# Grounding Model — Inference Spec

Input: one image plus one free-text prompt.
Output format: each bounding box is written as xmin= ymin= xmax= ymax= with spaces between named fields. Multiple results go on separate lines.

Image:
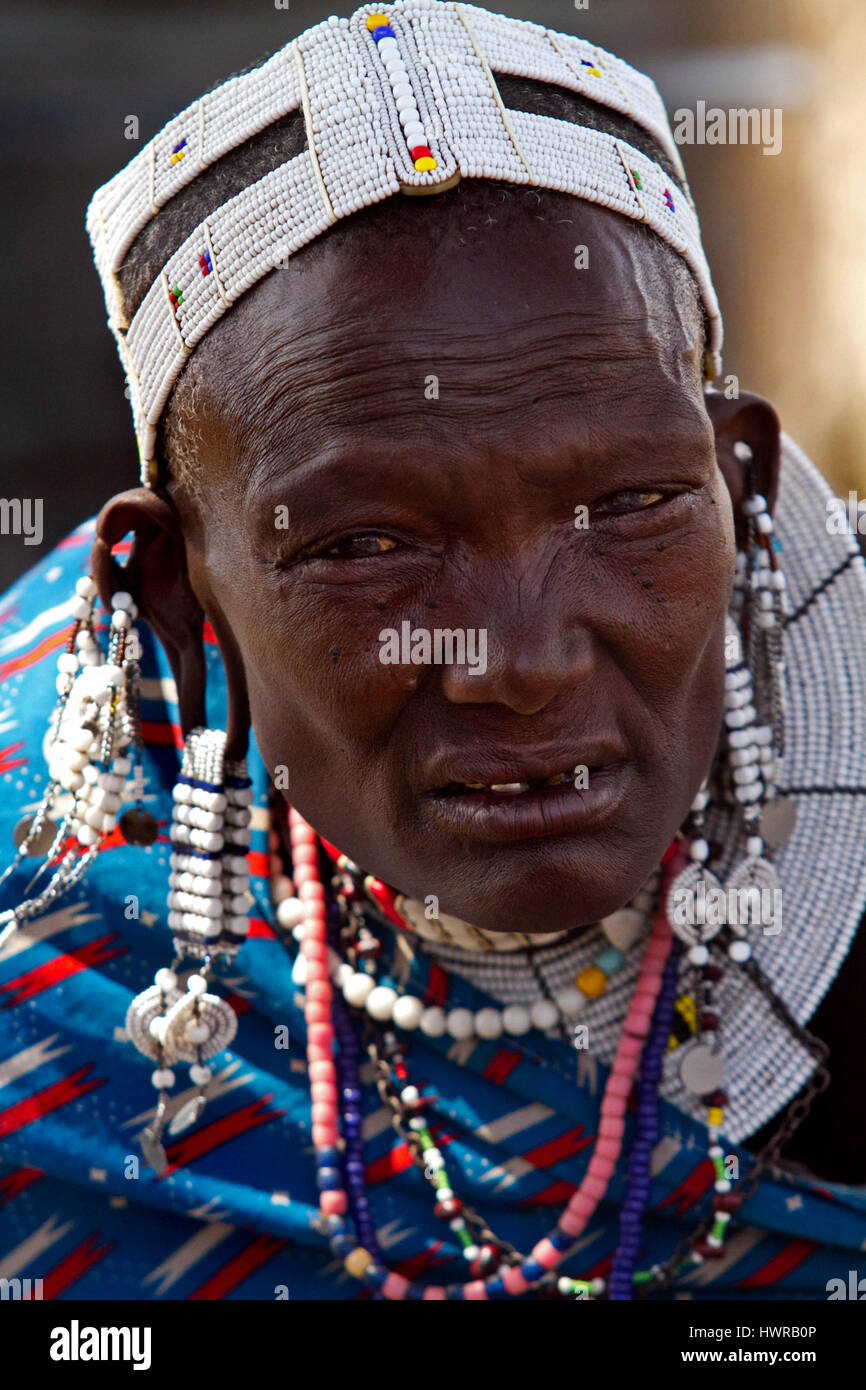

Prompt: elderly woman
xmin=1 ymin=1 xmax=865 ymax=1303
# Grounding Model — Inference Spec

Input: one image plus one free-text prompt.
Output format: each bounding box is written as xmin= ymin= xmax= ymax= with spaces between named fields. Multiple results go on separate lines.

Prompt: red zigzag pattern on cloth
xmin=158 ymin=1094 xmax=287 ymax=1178
xmin=40 ymin=1232 xmax=117 ymax=1299
xmin=0 ymin=1065 xmax=106 ymax=1138
xmin=187 ymin=1234 xmax=288 ymax=1300
xmin=0 ymin=935 xmax=129 ymax=1008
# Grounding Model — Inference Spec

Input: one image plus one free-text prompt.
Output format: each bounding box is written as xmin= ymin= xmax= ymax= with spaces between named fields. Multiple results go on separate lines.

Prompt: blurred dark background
xmin=2 ymin=0 xmax=864 ymax=587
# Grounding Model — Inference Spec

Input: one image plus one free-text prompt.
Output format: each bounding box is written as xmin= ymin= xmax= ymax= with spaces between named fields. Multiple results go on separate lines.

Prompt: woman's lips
xmin=421 ymin=762 xmax=633 ymax=843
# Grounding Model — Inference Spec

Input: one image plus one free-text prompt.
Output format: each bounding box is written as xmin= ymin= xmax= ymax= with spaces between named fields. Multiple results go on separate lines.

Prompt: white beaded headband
xmin=86 ymin=0 xmax=724 ymax=486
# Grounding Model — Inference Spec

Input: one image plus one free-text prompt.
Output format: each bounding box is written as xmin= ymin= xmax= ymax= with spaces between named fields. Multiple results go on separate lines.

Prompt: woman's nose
xmin=438 ymin=573 xmax=595 ymax=716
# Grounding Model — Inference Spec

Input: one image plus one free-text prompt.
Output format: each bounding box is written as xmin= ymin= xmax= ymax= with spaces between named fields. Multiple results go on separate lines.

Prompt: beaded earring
xmin=720 ymin=470 xmax=787 ymax=948
xmin=668 ymin=459 xmax=787 ymax=969
xmin=124 ymin=726 xmax=254 ymax=1172
xmin=0 ymin=577 xmax=154 ymax=951
xmin=0 ymin=566 xmax=254 ymax=1173
xmin=667 ymin=624 xmax=783 ymax=969
xmin=719 ymin=618 xmax=782 ymax=944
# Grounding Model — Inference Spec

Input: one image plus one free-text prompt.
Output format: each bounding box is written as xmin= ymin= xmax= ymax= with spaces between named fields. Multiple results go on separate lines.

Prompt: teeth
xmin=452 ymin=768 xmax=576 ymax=794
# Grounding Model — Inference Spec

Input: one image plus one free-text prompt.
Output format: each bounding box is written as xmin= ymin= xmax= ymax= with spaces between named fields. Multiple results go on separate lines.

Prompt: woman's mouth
xmin=421 ymin=761 xmax=632 ymax=843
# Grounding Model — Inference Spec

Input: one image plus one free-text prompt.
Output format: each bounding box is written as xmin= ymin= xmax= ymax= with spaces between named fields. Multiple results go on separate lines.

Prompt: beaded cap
xmin=86 ymin=0 xmax=724 ymax=487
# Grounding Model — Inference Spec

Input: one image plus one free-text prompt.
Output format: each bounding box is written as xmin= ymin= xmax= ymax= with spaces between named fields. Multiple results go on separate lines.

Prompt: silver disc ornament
xmin=679 ymin=1041 xmax=726 ymax=1096
xmin=13 ymin=814 xmax=59 ymax=858
xmin=760 ymin=797 xmax=796 ymax=852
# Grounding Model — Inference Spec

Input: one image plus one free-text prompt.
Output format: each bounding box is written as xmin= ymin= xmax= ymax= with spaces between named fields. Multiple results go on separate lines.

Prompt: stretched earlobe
xmin=90 ymin=488 xmax=207 ymax=738
xmin=201 ymin=605 xmax=251 ymax=763
xmin=705 ymin=388 xmax=781 ymax=544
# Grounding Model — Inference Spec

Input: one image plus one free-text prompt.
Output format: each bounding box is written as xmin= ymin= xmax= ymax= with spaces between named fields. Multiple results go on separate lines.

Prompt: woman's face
xmin=172 ymin=191 xmax=735 ymax=934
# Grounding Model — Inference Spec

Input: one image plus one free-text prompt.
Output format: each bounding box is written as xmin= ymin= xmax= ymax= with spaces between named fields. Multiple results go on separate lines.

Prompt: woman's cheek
xmin=240 ymin=591 xmax=421 ymax=757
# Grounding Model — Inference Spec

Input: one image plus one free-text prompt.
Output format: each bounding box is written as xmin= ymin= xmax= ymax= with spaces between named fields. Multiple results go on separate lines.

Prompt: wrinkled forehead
xmin=178 ymin=186 xmax=709 ymax=501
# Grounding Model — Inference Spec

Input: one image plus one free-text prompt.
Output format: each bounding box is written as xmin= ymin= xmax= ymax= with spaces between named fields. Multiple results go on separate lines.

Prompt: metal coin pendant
xmin=13 ymin=815 xmax=58 ymax=857
xmin=120 ymin=808 xmax=159 ymax=846
xmin=760 ymin=796 xmax=797 ymax=852
xmin=679 ymin=1042 xmax=726 ymax=1095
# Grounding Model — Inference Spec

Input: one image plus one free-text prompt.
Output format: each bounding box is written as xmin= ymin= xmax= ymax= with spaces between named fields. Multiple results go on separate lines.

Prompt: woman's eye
xmin=318 ymin=533 xmax=399 ymax=559
xmin=595 ymin=489 xmax=666 ymax=516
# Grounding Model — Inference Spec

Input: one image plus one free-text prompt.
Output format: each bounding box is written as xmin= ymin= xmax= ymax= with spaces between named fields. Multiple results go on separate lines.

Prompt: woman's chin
xmin=414 ymin=840 xmax=664 ymax=936
xmin=436 ymin=889 xmax=626 ymax=937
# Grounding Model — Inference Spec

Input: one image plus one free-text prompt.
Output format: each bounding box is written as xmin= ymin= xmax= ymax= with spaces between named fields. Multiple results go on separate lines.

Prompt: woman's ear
xmin=704 ymin=388 xmax=782 ymax=546
xmin=90 ymin=488 xmax=207 ymax=738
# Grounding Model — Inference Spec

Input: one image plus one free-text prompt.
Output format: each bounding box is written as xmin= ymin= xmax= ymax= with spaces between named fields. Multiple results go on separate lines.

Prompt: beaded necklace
xmin=286 ymin=809 xmax=748 ymax=1299
xmin=608 ymin=942 xmax=681 ymax=1298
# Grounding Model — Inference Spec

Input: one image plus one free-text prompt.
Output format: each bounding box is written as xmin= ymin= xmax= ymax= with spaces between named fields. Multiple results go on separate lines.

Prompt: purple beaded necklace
xmin=608 ymin=941 xmax=683 ymax=1298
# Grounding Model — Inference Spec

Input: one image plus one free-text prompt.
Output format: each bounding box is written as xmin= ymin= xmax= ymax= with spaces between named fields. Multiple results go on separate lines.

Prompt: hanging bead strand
xmin=290 ymin=808 xmax=351 ymax=1247
xmin=607 ymin=941 xmax=681 ymax=1298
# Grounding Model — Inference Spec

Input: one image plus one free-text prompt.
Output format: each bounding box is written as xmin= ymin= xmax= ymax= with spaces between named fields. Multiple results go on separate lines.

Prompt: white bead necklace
xmin=273 ymin=866 xmax=661 ymax=1042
